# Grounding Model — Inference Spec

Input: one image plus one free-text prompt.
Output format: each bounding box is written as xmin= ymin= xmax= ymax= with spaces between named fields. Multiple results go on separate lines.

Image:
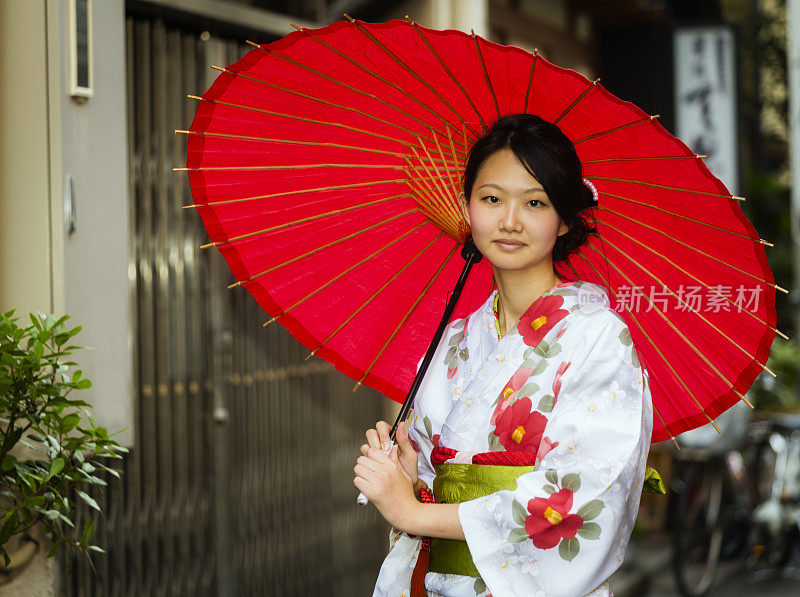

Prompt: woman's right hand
xmin=363 ymin=420 xmax=418 ymax=486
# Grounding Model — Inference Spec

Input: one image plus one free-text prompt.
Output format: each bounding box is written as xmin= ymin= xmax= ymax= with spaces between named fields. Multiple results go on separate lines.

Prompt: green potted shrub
xmin=0 ymin=310 xmax=125 ymax=573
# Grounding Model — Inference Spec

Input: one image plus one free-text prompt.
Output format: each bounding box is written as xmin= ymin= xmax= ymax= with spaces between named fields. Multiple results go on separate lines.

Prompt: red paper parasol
xmin=179 ymin=16 xmax=782 ymax=444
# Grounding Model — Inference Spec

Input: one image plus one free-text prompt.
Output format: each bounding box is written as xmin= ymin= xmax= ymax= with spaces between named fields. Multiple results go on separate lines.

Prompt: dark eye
xmin=482 ymin=195 xmax=500 ymax=204
xmin=528 ymin=199 xmax=544 ymax=207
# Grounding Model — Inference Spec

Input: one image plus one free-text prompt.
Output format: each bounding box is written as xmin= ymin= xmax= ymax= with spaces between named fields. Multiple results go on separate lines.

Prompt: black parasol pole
xmin=388 ymin=236 xmax=483 ymax=440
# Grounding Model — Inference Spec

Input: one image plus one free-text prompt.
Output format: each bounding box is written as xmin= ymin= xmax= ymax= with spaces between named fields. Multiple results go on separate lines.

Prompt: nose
xmin=499 ymin=202 xmax=522 ymax=232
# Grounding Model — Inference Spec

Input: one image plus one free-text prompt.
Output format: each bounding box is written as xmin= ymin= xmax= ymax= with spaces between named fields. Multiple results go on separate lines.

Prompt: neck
xmin=493 ymin=264 xmax=561 ymax=337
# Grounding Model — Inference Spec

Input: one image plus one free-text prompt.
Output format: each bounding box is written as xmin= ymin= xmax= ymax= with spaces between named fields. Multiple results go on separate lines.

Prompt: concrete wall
xmin=0 ymin=0 xmax=134 ymax=446
xmin=55 ymin=0 xmax=134 ymax=447
xmin=0 ymin=0 xmax=56 ymax=314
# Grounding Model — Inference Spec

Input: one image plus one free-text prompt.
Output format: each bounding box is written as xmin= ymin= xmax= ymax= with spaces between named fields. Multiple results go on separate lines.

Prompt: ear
xmin=557 ymin=220 xmax=570 ymax=237
xmin=457 ymin=192 xmax=470 ymax=226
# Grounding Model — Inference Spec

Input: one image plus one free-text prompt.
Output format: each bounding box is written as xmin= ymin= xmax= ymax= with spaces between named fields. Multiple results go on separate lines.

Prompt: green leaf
xmin=2 ymin=454 xmax=17 ymax=472
xmin=423 ymin=416 xmax=432 ymax=439
xmin=537 ymin=395 xmax=555 ymax=413
xmin=559 ymin=537 xmax=580 ymax=561
xmin=45 ymin=509 xmax=60 ymax=521
xmin=518 ymin=383 xmax=539 ymax=398
xmin=0 ymin=510 xmax=19 ymax=545
xmin=48 ymin=457 xmax=65 ymax=480
xmin=576 ymin=499 xmax=605 ymax=521
xmin=88 ymin=545 xmax=105 ymax=553
xmin=577 ymin=521 xmax=601 ymax=540
xmin=618 ymin=328 xmax=632 ymax=346
xmin=33 ymin=340 xmax=44 ymax=361
xmin=543 ymin=484 xmax=556 ymax=495
xmin=508 ymin=527 xmax=530 ymax=543
xmin=47 ymin=541 xmax=59 ymax=558
xmin=531 ymin=359 xmax=548 ymax=376
xmin=512 ymin=500 xmax=528 ymax=526
xmin=561 ymin=473 xmax=581 ymax=492
xmin=74 ymin=378 xmax=92 ymax=390
xmin=57 ymin=514 xmax=75 ymax=528
xmin=545 ymin=469 xmax=558 ymax=485
xmin=76 ymin=490 xmax=100 ymax=511
xmin=473 ymin=577 xmax=487 ymax=595
xmin=533 ymin=341 xmax=550 ymax=357
xmin=81 ymin=518 xmax=94 ymax=545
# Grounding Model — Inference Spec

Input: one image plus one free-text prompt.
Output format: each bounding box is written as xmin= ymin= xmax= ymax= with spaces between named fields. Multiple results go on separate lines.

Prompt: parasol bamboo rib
xmin=186 ymin=93 xmax=442 ymax=151
xmin=246 ymin=40 xmax=472 ymax=151
xmin=595 ymin=225 xmax=776 ymax=376
xmin=185 ymin=178 xmax=408 ymax=209
xmin=202 ymin=194 xmax=411 ymax=249
xmin=470 ymin=31 xmax=501 ymax=121
xmin=584 ymin=240 xmax=753 ymax=415
xmin=176 ymin=163 xmax=403 ymax=172
xmin=574 ymin=115 xmax=659 ymax=145
xmin=208 ymin=65 xmax=446 ymax=149
xmin=405 ymin=17 xmax=488 ymax=134
xmin=590 ymin=176 xmax=745 ymax=200
xmin=230 ymin=208 xmax=423 ymax=288
xmin=263 ymin=221 xmax=432 ymax=326
xmin=175 ymin=129 xmax=408 ymax=158
xmin=402 ymin=164 xmax=460 ymax=233
xmin=403 ymin=140 xmax=463 ymax=168
xmin=344 ymin=16 xmax=481 ymax=140
xmin=355 ymin=243 xmax=459 ymax=391
xmin=600 ymin=192 xmax=775 ymax=248
xmin=553 ymin=78 xmax=599 ymax=125
xmin=446 ymin=127 xmax=464 ymax=182
xmin=431 ymin=128 xmax=460 ymax=199
xmin=522 ymin=50 xmax=538 ymax=113
xmin=576 ymin=252 xmax=680 ymax=449
xmin=403 ymin=152 xmax=460 ymax=222
xmin=306 ymin=232 xmax=445 ymax=359
xmin=598 ymin=202 xmax=787 ymax=294
xmin=285 ymin=24 xmax=480 ymax=142
xmin=414 ymin=139 xmax=464 ymax=223
xmin=600 ymin=213 xmax=787 ymax=339
xmin=581 ymin=245 xmax=723 ymax=425
xmin=583 ymin=154 xmax=706 ymax=164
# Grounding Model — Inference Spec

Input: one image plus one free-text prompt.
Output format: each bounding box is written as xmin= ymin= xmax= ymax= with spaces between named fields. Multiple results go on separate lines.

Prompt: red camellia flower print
xmin=536 ymin=436 xmax=559 ymax=461
xmin=490 ymin=366 xmax=534 ymax=425
xmin=525 ymin=488 xmax=584 ymax=549
xmin=517 ymin=295 xmax=569 ymax=348
xmin=492 ymin=397 xmax=547 ymax=453
xmin=552 ymin=361 xmax=571 ymax=397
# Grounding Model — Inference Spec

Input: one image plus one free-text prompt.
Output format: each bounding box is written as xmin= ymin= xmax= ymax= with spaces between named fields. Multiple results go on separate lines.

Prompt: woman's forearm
xmin=398 ymin=502 xmax=466 ymax=541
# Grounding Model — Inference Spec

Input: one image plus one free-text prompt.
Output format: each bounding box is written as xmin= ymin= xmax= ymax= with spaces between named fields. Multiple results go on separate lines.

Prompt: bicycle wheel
xmin=672 ymin=460 xmax=725 ymax=597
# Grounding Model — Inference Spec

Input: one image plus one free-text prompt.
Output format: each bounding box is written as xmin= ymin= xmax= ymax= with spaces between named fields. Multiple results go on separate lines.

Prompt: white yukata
xmin=373 ymin=280 xmax=653 ymax=597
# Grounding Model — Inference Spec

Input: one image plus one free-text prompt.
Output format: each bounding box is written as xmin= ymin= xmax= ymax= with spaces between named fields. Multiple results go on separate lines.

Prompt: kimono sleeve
xmin=457 ymin=313 xmax=653 ymax=597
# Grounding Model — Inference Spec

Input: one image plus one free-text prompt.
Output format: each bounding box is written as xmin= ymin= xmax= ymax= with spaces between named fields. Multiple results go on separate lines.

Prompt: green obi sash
xmin=429 ymin=462 xmax=537 ymax=578
xmin=427 ymin=462 xmax=666 ymax=578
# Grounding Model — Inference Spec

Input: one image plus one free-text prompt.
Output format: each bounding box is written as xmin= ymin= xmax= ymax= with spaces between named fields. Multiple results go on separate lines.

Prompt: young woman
xmin=353 ymin=114 xmax=653 ymax=597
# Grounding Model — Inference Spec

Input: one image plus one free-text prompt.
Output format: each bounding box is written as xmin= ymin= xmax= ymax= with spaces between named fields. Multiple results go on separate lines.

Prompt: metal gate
xmin=60 ymin=12 xmax=388 ymax=596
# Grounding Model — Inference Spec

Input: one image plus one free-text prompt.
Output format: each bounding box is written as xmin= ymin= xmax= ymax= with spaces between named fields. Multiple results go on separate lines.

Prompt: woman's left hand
xmin=354 ymin=444 xmax=418 ymax=530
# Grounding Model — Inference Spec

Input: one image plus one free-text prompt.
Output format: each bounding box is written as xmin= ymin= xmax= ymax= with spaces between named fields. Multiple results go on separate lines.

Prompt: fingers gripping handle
xmin=356 ymin=440 xmax=394 ymax=506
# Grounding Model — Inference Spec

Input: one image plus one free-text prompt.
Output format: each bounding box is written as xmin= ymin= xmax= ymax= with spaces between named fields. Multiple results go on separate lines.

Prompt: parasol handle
xmin=357 ymin=236 xmax=482 ymax=506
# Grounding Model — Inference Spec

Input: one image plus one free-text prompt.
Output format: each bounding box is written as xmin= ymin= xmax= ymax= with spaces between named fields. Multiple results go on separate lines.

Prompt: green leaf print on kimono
xmin=444 ymin=316 xmax=470 ymax=379
xmin=507 ymin=471 xmax=605 ymax=562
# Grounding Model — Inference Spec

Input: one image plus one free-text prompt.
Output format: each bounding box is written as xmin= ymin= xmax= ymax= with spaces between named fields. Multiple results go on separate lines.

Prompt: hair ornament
xmin=583 ymin=178 xmax=599 ymax=203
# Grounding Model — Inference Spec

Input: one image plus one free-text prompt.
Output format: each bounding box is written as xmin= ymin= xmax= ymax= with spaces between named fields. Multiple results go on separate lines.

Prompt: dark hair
xmin=462 ymin=113 xmax=597 ymax=264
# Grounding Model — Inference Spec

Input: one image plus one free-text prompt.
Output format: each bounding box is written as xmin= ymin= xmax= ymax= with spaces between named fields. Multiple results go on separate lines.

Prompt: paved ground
xmin=608 ymin=534 xmax=800 ymax=596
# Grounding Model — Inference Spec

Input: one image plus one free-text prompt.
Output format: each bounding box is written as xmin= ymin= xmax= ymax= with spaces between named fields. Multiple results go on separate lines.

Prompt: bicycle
xmin=670 ymin=406 xmax=800 ymax=596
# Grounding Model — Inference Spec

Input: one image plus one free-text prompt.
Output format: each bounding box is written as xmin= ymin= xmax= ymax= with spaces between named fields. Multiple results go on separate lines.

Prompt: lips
xmin=494 ymin=239 xmax=526 ymax=249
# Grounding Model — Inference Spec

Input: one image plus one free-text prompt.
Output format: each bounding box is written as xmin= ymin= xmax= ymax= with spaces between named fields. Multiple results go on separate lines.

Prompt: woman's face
xmin=459 ymin=148 xmax=568 ymax=275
